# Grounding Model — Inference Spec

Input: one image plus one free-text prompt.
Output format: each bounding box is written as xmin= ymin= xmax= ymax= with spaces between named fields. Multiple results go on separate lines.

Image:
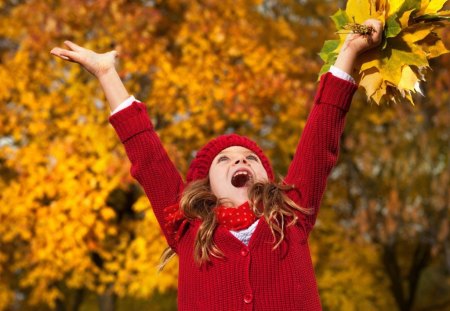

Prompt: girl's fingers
xmin=50 ymin=47 xmax=80 ymax=63
xmin=64 ymin=40 xmax=84 ymax=52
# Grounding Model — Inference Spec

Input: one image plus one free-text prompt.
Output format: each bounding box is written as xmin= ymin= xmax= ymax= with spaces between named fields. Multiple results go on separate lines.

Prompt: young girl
xmin=51 ymin=19 xmax=382 ymax=310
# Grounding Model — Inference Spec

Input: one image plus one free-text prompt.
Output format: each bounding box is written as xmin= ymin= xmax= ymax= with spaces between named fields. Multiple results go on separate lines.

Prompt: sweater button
xmin=240 ymin=248 xmax=249 ymax=256
xmin=244 ymin=293 xmax=253 ymax=303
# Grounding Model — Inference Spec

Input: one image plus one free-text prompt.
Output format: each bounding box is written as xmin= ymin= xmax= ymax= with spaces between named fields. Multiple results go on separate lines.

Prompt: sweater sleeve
xmin=109 ymin=101 xmax=185 ymax=248
xmin=284 ymin=72 xmax=357 ymax=235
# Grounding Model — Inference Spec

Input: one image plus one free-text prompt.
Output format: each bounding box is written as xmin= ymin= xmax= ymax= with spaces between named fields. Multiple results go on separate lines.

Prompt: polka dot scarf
xmin=215 ymin=201 xmax=258 ymax=231
xmin=164 ymin=201 xmax=258 ymax=243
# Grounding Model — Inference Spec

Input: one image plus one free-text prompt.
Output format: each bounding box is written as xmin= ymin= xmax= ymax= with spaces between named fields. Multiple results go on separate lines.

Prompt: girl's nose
xmin=234 ymin=158 xmax=247 ymax=165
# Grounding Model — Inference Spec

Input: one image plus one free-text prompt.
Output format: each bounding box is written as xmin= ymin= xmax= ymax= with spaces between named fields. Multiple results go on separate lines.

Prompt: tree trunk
xmin=382 ymin=243 xmax=407 ymax=311
xmin=98 ymin=284 xmax=117 ymax=311
xmin=55 ymin=298 xmax=66 ymax=311
xmin=71 ymin=289 xmax=85 ymax=311
xmin=382 ymin=241 xmax=431 ymax=311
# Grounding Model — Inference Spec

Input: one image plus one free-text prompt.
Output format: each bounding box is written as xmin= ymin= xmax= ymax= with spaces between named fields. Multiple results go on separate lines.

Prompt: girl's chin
xmin=215 ymin=186 xmax=249 ymax=204
xmin=230 ymin=186 xmax=249 ymax=195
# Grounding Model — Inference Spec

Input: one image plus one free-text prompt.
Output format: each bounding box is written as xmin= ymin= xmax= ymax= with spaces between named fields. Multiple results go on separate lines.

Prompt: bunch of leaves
xmin=319 ymin=0 xmax=450 ymax=105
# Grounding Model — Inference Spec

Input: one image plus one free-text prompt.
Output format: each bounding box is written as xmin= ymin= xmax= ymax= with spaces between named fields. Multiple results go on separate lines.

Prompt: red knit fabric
xmin=109 ymin=72 xmax=357 ymax=311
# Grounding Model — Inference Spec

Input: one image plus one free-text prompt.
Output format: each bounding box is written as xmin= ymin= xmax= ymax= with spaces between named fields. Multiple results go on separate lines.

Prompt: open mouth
xmin=231 ymin=170 xmax=252 ymax=188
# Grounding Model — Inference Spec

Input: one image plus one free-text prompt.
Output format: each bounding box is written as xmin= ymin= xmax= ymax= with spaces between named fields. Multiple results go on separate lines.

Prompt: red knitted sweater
xmin=109 ymin=73 xmax=357 ymax=311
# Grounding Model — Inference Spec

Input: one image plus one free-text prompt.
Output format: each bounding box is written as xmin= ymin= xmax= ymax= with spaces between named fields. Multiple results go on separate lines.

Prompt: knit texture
xmin=109 ymin=72 xmax=357 ymax=311
xmin=186 ymin=134 xmax=274 ymax=182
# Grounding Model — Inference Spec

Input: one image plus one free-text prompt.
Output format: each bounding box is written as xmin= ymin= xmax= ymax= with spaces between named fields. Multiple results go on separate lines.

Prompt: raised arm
xmin=285 ymin=19 xmax=382 ymax=234
xmin=51 ymin=41 xmax=184 ymax=247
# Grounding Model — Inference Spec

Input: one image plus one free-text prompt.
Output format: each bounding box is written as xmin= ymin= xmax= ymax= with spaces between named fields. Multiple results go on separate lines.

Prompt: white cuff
xmin=329 ymin=66 xmax=356 ymax=84
xmin=110 ymin=96 xmax=139 ymax=115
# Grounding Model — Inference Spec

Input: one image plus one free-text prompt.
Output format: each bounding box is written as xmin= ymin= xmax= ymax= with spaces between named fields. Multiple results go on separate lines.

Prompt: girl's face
xmin=208 ymin=146 xmax=269 ymax=207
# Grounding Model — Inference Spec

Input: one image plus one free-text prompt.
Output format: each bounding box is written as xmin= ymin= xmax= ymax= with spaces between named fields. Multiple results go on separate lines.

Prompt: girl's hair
xmin=159 ymin=177 xmax=312 ymax=269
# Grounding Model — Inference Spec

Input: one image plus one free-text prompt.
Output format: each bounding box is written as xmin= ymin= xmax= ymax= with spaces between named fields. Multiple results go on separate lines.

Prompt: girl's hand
xmin=342 ymin=19 xmax=383 ymax=56
xmin=334 ymin=19 xmax=383 ymax=76
xmin=51 ymin=41 xmax=129 ymax=111
xmin=50 ymin=41 xmax=118 ymax=79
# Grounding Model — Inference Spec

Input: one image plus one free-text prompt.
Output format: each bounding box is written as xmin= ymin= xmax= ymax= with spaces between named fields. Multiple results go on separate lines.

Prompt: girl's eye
xmin=217 ymin=156 xmax=229 ymax=162
xmin=247 ymin=155 xmax=258 ymax=161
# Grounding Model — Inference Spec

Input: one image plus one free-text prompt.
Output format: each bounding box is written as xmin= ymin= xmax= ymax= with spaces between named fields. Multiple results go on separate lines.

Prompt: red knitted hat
xmin=186 ymin=134 xmax=274 ymax=183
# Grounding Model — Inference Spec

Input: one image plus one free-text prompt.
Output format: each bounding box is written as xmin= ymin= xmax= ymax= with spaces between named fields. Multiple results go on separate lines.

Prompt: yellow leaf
xmin=387 ymin=0 xmax=405 ymax=17
xmin=398 ymin=66 xmax=419 ymax=91
xmin=399 ymin=9 xmax=415 ymax=28
xmin=401 ymin=24 xmax=435 ymax=42
xmin=428 ymin=39 xmax=449 ymax=58
xmin=418 ymin=0 xmax=431 ymax=15
xmin=424 ymin=0 xmax=447 ymax=14
xmin=372 ymin=86 xmax=387 ymax=104
xmin=420 ymin=36 xmax=450 ymax=58
xmin=379 ymin=46 xmax=428 ymax=85
xmin=359 ymin=51 xmax=382 ymax=72
xmin=346 ymin=0 xmax=374 ymax=23
xmin=360 ymin=70 xmax=384 ymax=96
